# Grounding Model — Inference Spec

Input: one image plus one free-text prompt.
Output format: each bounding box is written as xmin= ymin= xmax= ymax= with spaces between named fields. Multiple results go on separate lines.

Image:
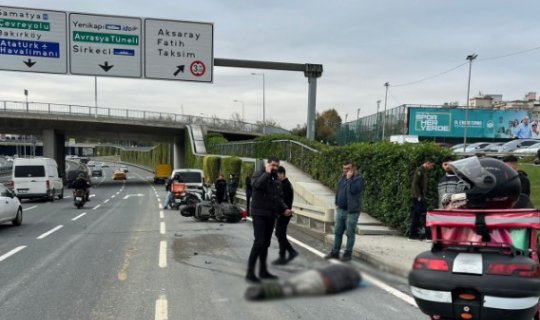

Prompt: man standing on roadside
xmin=228 ymin=174 xmax=238 ymax=204
xmin=246 ymin=156 xmax=292 ymax=283
xmin=502 ymin=155 xmax=530 ymax=197
xmin=437 ymin=155 xmax=462 ymax=208
xmin=245 ymin=171 xmax=253 ymax=216
xmin=272 ymin=166 xmax=298 ymax=265
xmin=409 ymin=157 xmax=435 ymax=240
xmin=325 ymin=160 xmax=364 ymax=262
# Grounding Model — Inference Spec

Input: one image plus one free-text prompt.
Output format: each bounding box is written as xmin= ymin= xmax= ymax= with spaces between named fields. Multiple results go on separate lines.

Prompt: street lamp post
xmin=251 ymin=72 xmax=266 ymax=134
xmin=357 ymin=107 xmax=361 ymax=120
xmin=382 ymin=82 xmax=389 ymax=140
xmin=233 ymin=99 xmax=245 ymax=121
xmin=24 ymin=89 xmax=29 ymax=111
xmin=463 ymin=53 xmax=478 ymax=151
xmin=376 ymin=100 xmax=381 ymax=139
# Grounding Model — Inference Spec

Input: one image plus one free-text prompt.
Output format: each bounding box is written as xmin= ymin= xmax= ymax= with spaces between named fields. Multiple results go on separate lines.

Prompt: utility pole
xmin=463 ymin=53 xmax=478 ymax=151
xmin=382 ymin=82 xmax=389 ymax=140
xmin=376 ymin=100 xmax=381 ymax=140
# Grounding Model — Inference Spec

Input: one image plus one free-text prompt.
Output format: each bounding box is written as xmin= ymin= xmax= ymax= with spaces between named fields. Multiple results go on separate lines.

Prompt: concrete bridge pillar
xmin=43 ymin=129 xmax=66 ymax=179
xmin=173 ymin=134 xmax=185 ymax=169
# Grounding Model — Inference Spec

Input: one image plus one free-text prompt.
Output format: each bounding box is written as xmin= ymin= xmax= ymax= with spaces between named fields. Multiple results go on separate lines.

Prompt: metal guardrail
xmin=213 ymin=139 xmax=320 ymax=174
xmin=0 ymin=100 xmax=289 ymax=135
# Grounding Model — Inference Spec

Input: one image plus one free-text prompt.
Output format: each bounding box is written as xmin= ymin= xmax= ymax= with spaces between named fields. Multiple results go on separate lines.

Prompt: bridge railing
xmin=213 ymin=139 xmax=320 ymax=173
xmin=0 ymin=100 xmax=289 ymax=135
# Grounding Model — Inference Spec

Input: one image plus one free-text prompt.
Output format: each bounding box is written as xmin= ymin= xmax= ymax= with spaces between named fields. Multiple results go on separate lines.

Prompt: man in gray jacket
xmin=325 ymin=160 xmax=364 ymax=262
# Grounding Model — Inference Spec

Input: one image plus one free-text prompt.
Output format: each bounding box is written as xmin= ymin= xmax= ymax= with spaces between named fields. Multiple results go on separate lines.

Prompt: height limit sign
xmin=144 ymin=19 xmax=213 ymax=82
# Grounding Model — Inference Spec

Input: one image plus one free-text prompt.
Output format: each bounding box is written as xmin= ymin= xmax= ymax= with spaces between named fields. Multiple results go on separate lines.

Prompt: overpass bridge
xmin=0 ymin=100 xmax=288 ymax=176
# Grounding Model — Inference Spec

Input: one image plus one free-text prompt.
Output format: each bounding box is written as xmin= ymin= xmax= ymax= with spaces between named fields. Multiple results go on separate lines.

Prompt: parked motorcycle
xmin=73 ymin=189 xmax=86 ymax=209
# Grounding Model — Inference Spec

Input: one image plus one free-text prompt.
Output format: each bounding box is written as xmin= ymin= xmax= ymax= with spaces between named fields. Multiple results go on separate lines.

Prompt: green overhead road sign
xmin=0 ymin=6 xmax=214 ymax=83
xmin=0 ymin=5 xmax=67 ymax=74
xmin=69 ymin=13 xmax=142 ymax=78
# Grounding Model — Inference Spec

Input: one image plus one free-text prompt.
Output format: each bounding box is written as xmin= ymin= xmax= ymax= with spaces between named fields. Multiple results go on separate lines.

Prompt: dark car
xmin=66 ymin=170 xmax=90 ymax=188
xmin=409 ymin=209 xmax=540 ymax=320
xmin=92 ymin=167 xmax=103 ymax=177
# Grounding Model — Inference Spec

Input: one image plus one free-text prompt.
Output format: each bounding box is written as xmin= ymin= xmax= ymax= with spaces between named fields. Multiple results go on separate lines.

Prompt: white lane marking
xmin=116 ymin=192 xmax=120 ymax=195
xmin=155 ymin=294 xmax=168 ymax=320
xmin=103 ymin=199 xmax=110 ymax=204
xmin=160 ymin=222 xmax=166 ymax=235
xmin=37 ymin=225 xmax=63 ymax=240
xmin=111 ymin=194 xmax=116 ymax=199
xmin=0 ymin=246 xmax=26 ymax=263
xmin=72 ymin=212 xmax=87 ymax=221
xmin=160 ymin=211 xmax=164 ymax=219
xmin=92 ymin=204 xmax=101 ymax=210
xmin=24 ymin=205 xmax=38 ymax=211
xmin=159 ymin=241 xmax=167 ymax=268
xmin=90 ymin=194 xmax=96 ymax=198
xmin=246 ymin=217 xmax=418 ymax=307
xmin=123 ymin=194 xmax=144 ymax=200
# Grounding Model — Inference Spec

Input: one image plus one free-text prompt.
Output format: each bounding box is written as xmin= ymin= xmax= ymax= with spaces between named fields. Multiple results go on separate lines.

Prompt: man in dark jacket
xmin=325 ymin=160 xmax=364 ymax=262
xmin=409 ymin=157 xmax=435 ymax=240
xmin=228 ymin=174 xmax=238 ymax=204
xmin=272 ymin=166 xmax=298 ymax=265
xmin=502 ymin=155 xmax=531 ymax=197
xmin=245 ymin=172 xmax=253 ymax=216
xmin=214 ymin=174 xmax=227 ymax=204
xmin=246 ymin=156 xmax=292 ymax=283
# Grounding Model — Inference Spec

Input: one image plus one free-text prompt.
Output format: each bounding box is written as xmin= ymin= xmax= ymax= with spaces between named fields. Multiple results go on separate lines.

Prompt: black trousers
xmin=275 ymin=215 xmax=294 ymax=257
xmin=247 ymin=215 xmax=276 ymax=274
xmin=245 ymin=192 xmax=252 ymax=216
xmin=229 ymin=192 xmax=236 ymax=204
xmin=409 ymin=198 xmax=431 ymax=239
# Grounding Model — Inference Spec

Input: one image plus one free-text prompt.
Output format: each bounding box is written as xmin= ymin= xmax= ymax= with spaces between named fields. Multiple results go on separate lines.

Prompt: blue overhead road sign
xmin=0 ymin=38 xmax=60 ymax=58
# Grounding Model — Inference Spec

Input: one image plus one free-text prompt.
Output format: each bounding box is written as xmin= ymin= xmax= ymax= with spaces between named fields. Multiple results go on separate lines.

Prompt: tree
xmin=291 ymin=124 xmax=307 ymax=137
xmin=230 ymin=112 xmax=243 ymax=122
xmin=315 ymin=108 xmax=341 ymax=143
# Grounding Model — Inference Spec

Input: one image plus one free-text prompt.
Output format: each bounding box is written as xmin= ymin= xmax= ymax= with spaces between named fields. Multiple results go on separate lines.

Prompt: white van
xmin=12 ymin=158 xmax=64 ymax=201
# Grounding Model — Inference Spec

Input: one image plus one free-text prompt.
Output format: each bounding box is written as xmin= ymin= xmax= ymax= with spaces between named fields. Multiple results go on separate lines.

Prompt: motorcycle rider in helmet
xmin=72 ymin=173 xmax=90 ymax=201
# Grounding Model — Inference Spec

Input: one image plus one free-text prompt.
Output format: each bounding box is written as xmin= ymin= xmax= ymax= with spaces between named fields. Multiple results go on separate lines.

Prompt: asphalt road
xmin=0 ymin=163 xmax=425 ymax=320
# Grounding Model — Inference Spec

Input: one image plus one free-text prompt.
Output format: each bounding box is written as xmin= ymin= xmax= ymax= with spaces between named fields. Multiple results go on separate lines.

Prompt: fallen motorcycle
xmin=179 ymin=190 xmax=244 ymax=223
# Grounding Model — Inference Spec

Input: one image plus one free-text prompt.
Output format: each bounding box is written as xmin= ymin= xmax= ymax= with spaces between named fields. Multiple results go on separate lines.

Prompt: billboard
xmin=408 ymin=107 xmax=538 ymax=139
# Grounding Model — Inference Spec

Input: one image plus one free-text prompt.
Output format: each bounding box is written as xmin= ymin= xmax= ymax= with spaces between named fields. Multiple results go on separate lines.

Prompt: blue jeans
xmin=332 ymin=208 xmax=360 ymax=255
xmin=164 ymin=191 xmax=172 ymax=208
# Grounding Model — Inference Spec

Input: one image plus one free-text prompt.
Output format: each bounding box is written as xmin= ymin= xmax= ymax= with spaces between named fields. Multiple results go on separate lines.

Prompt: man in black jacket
xmin=246 ymin=156 xmax=292 ymax=283
xmin=502 ymin=155 xmax=531 ymax=197
xmin=214 ymin=174 xmax=227 ymax=204
xmin=272 ymin=166 xmax=298 ymax=265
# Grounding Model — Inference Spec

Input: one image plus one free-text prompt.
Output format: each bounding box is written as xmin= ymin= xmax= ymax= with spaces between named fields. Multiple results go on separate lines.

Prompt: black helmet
xmin=449 ymin=156 xmax=521 ymax=209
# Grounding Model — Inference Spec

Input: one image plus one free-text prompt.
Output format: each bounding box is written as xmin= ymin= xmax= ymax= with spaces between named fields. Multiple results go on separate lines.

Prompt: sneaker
xmin=340 ymin=254 xmax=352 ymax=262
xmin=271 ymin=257 xmax=288 ymax=265
xmin=245 ymin=272 xmax=261 ymax=283
xmin=286 ymin=250 xmax=299 ymax=263
xmin=259 ymin=271 xmax=278 ymax=280
xmin=324 ymin=251 xmax=340 ymax=260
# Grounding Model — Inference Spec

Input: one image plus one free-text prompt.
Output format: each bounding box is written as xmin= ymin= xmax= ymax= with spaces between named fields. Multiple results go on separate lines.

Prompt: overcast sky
xmin=1 ymin=0 xmax=539 ymax=130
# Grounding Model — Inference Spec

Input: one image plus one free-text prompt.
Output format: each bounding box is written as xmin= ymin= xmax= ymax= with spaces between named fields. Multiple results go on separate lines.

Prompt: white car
xmin=12 ymin=157 xmax=64 ymax=201
xmin=0 ymin=184 xmax=22 ymax=226
xmin=513 ymin=142 xmax=540 ymax=155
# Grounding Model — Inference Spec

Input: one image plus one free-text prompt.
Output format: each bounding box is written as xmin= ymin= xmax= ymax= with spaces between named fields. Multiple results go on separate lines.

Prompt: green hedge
xmin=203 ymin=156 xmax=221 ymax=184
xmin=209 ymin=135 xmax=453 ymax=235
xmin=240 ymin=161 xmax=256 ymax=188
xmin=220 ymin=156 xmax=242 ymax=181
xmin=95 ymin=144 xmax=171 ymax=170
